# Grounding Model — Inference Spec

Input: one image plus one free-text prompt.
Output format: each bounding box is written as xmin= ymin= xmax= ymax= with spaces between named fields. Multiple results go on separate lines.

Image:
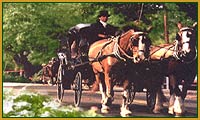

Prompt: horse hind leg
xmin=153 ymin=88 xmax=164 ymax=114
xmin=168 ymin=93 xmax=175 ymax=115
xmin=120 ymin=89 xmax=132 ymax=117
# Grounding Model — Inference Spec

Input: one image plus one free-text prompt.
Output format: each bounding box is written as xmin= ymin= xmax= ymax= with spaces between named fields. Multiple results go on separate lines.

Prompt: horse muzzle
xmin=133 ymin=55 xmax=145 ymax=63
xmin=178 ymin=49 xmax=197 ymax=63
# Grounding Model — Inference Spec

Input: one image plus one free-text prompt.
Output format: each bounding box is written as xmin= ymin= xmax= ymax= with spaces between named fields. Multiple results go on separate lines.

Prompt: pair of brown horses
xmin=88 ymin=22 xmax=197 ymax=117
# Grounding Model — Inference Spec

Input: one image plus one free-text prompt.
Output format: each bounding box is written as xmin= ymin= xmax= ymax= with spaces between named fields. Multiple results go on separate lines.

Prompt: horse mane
xmin=120 ymin=29 xmax=135 ymax=38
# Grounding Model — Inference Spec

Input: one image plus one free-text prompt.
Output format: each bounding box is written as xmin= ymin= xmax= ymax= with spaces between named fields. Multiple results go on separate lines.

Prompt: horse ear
xmin=177 ymin=22 xmax=182 ymax=30
xmin=192 ymin=22 xmax=197 ymax=28
xmin=146 ymin=26 xmax=153 ymax=33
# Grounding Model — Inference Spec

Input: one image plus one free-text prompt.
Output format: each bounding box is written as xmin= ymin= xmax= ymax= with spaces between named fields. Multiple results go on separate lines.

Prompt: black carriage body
xmin=57 ymin=23 xmax=94 ymax=87
xmin=56 ymin=24 xmax=95 ymax=106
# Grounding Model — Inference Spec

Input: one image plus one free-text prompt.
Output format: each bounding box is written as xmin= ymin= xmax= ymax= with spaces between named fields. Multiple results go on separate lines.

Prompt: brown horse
xmin=148 ymin=22 xmax=197 ymax=116
xmin=88 ymin=29 xmax=151 ymax=116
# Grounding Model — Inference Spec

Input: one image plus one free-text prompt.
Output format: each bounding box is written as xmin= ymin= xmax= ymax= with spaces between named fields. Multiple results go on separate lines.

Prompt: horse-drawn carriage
xmin=48 ymin=22 xmax=196 ymax=117
xmin=55 ymin=24 xmax=161 ymax=114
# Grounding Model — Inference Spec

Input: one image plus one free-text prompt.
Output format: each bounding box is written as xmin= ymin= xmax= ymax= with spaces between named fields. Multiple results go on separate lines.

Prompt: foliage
xmin=3 ymin=73 xmax=31 ymax=83
xmin=30 ymin=69 xmax=44 ymax=83
xmin=3 ymin=88 xmax=103 ymax=117
xmin=3 ymin=3 xmax=197 ymax=70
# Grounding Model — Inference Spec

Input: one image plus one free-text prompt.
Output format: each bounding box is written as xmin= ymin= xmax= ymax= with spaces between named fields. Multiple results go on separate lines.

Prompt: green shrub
xmin=3 ymin=88 xmax=103 ymax=117
xmin=3 ymin=73 xmax=31 ymax=83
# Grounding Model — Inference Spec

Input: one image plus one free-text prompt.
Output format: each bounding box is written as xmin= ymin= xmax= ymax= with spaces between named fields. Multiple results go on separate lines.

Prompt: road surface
xmin=3 ymin=82 xmax=197 ymax=117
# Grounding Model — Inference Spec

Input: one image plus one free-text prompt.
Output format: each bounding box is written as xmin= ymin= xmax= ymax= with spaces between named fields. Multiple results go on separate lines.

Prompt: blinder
xmin=130 ymin=32 xmax=151 ymax=60
xmin=176 ymin=27 xmax=196 ymax=63
xmin=131 ymin=37 xmax=139 ymax=46
xmin=130 ymin=33 xmax=146 ymax=46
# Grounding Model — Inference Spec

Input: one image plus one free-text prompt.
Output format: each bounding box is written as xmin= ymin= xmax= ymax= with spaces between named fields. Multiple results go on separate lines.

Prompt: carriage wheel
xmin=146 ymin=89 xmax=156 ymax=111
xmin=127 ymin=82 xmax=136 ymax=104
xmin=73 ymin=72 xmax=82 ymax=107
xmin=57 ymin=65 xmax=65 ymax=102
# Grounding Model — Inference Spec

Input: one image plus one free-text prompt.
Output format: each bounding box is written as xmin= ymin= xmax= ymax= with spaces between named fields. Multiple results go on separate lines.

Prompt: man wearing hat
xmin=89 ymin=10 xmax=118 ymax=44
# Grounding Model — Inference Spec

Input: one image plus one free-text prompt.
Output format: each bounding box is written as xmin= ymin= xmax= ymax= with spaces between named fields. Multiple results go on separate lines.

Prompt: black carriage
xmin=56 ymin=24 xmax=94 ymax=107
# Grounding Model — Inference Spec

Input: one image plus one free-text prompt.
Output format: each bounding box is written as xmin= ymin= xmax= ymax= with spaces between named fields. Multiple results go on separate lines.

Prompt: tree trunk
xmin=13 ymin=53 xmax=42 ymax=78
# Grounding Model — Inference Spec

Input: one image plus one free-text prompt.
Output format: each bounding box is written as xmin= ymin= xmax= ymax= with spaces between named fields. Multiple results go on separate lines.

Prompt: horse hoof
xmin=175 ymin=113 xmax=183 ymax=117
xmin=101 ymin=108 xmax=109 ymax=114
xmin=120 ymin=109 xmax=132 ymax=117
xmin=152 ymin=105 xmax=163 ymax=114
xmin=174 ymin=110 xmax=186 ymax=117
xmin=152 ymin=109 xmax=161 ymax=114
xmin=168 ymin=110 xmax=174 ymax=115
xmin=120 ymin=112 xmax=132 ymax=117
xmin=101 ymin=105 xmax=110 ymax=114
xmin=168 ymin=106 xmax=174 ymax=115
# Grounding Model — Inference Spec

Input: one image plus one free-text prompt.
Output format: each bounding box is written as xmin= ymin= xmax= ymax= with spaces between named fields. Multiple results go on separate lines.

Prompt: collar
xmin=99 ymin=20 xmax=107 ymax=28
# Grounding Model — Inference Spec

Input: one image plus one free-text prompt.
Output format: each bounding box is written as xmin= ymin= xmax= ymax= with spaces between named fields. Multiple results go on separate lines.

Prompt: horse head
xmin=176 ymin=22 xmax=197 ymax=63
xmin=130 ymin=31 xmax=151 ymax=63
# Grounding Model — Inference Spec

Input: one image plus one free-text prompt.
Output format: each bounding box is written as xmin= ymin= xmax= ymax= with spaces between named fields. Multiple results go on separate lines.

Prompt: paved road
xmin=3 ymin=82 xmax=197 ymax=117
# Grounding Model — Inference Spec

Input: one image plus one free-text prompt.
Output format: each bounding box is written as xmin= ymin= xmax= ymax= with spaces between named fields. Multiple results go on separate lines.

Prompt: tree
xmin=3 ymin=2 xmax=196 ymax=75
xmin=3 ymin=3 xmax=125 ymax=73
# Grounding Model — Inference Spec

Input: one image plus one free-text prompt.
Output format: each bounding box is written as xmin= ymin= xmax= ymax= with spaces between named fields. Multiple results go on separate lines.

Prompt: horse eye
xmin=176 ymin=33 xmax=181 ymax=41
xmin=141 ymin=36 xmax=146 ymax=43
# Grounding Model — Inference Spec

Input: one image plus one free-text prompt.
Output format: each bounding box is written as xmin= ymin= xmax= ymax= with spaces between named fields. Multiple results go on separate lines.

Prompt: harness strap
xmin=112 ymin=39 xmax=126 ymax=61
xmin=89 ymin=36 xmax=118 ymax=72
xmin=182 ymin=41 xmax=190 ymax=45
xmin=172 ymin=40 xmax=181 ymax=60
xmin=89 ymin=35 xmax=135 ymax=67
xmin=113 ymin=43 xmax=135 ymax=61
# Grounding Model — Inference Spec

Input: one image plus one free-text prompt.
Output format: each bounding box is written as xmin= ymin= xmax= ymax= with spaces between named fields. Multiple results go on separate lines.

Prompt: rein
xmin=112 ymin=36 xmax=135 ymax=61
xmin=112 ymin=32 xmax=147 ymax=61
xmin=180 ymin=46 xmax=197 ymax=64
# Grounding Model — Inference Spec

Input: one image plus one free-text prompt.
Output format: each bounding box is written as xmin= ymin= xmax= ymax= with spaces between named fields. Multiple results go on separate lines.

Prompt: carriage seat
xmin=68 ymin=24 xmax=91 ymax=58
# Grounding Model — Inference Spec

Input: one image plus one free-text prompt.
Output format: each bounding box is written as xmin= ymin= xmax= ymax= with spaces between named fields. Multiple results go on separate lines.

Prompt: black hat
xmin=98 ymin=10 xmax=110 ymax=17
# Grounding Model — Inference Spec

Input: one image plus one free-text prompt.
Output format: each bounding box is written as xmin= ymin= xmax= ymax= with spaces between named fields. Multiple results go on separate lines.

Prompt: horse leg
xmin=173 ymin=95 xmax=185 ymax=117
xmin=153 ymin=87 xmax=164 ymax=113
xmin=104 ymin=72 xmax=114 ymax=105
xmin=91 ymin=71 xmax=101 ymax=92
xmin=120 ymin=83 xmax=132 ymax=117
xmin=99 ymin=72 xmax=114 ymax=114
xmin=168 ymin=75 xmax=185 ymax=116
xmin=99 ymin=82 xmax=111 ymax=113
xmin=93 ymin=71 xmax=109 ymax=113
xmin=181 ymin=73 xmax=196 ymax=100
